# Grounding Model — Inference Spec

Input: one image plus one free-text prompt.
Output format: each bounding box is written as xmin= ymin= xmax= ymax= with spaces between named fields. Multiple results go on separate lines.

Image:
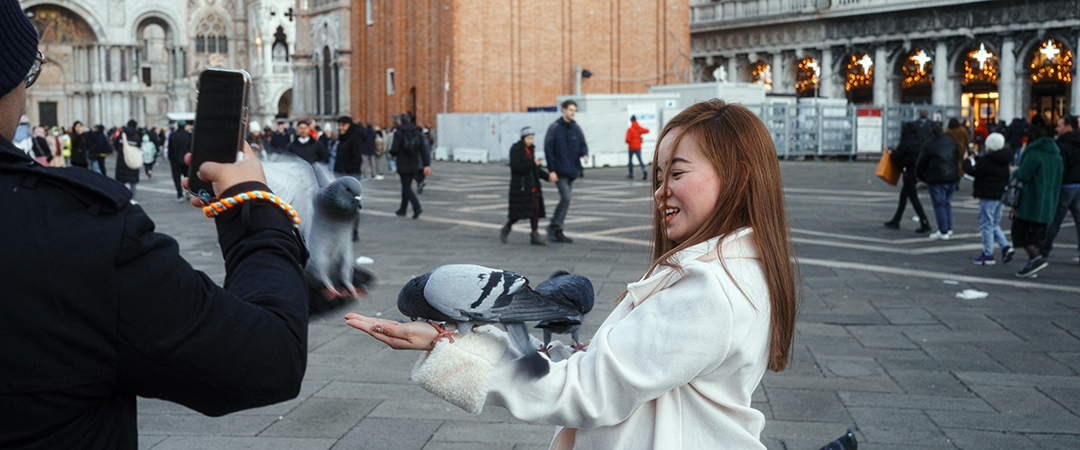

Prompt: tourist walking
xmin=114 ymin=120 xmax=141 ymax=199
xmin=962 ymin=133 xmax=1014 ymax=265
xmin=1013 ymin=125 xmax=1064 ymax=278
xmin=625 ymin=115 xmax=649 ymax=180
xmin=544 ymin=99 xmax=589 ymax=243
xmin=167 ymin=120 xmax=191 ymax=202
xmin=333 ymin=116 xmax=364 ymax=176
xmin=884 ymin=121 xmax=931 ymax=232
xmin=500 ymin=126 xmax=557 ymax=245
xmin=390 ymin=113 xmax=431 ymax=218
xmin=1038 ymin=115 xmax=1080 ymax=264
xmin=916 ymin=123 xmax=960 ymax=239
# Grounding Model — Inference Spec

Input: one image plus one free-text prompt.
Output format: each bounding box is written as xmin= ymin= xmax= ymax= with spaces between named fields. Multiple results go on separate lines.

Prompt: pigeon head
xmin=397 ymin=271 xmax=452 ymax=322
xmin=538 ymin=271 xmax=595 ymax=315
xmin=317 ymin=176 xmax=362 ymax=221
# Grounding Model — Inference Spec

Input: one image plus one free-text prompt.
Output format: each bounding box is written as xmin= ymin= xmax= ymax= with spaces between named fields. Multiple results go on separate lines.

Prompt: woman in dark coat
xmin=885 ymin=121 xmax=931 ymax=232
xmin=501 ymin=127 xmax=557 ymax=245
xmin=114 ymin=121 xmax=141 ymax=199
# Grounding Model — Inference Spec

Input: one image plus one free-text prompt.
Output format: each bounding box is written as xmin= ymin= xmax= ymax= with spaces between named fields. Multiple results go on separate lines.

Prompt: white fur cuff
xmin=411 ymin=326 xmax=510 ymax=414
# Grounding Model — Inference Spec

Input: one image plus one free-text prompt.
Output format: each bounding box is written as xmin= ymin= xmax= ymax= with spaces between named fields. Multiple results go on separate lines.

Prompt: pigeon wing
xmin=262 ymin=152 xmax=318 ymax=237
xmin=422 ymin=264 xmax=530 ymax=322
xmin=534 ymin=272 xmax=595 ymax=314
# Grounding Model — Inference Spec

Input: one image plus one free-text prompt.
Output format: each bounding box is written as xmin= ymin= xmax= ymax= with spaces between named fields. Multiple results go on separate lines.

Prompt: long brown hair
xmin=636 ymin=100 xmax=800 ymax=371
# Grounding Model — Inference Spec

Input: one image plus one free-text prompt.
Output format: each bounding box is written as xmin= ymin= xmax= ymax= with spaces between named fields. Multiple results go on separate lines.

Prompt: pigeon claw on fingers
xmin=428 ymin=320 xmax=458 ymax=346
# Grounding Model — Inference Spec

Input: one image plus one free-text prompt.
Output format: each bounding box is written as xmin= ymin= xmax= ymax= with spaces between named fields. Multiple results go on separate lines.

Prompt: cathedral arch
xmin=21 ymin=0 xmax=104 ymax=42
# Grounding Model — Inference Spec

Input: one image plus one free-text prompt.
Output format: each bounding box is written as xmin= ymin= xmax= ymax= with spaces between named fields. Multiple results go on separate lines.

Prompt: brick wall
xmin=350 ymin=0 xmax=690 ymax=128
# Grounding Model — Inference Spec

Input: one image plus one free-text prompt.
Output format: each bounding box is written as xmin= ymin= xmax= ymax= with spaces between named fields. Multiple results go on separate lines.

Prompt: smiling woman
xmin=346 ymin=99 xmax=801 ymax=450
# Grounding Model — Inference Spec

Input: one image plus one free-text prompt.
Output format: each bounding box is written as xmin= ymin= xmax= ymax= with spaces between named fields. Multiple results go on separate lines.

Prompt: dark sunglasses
xmin=25 ymin=51 xmax=47 ymax=88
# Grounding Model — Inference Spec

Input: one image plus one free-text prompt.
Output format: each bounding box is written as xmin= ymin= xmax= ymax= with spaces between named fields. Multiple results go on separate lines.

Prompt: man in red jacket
xmin=625 ymin=115 xmax=649 ymax=180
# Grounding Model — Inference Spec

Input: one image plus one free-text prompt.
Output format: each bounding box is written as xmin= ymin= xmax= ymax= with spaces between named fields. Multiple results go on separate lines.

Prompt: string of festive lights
xmin=845 ymin=53 xmax=873 ymax=91
xmin=795 ymin=57 xmax=820 ymax=95
xmin=751 ymin=61 xmax=772 ymax=91
xmin=901 ymin=48 xmax=932 ymax=89
xmin=963 ymin=44 xmax=998 ymax=86
xmin=1030 ymin=39 xmax=1072 ymax=84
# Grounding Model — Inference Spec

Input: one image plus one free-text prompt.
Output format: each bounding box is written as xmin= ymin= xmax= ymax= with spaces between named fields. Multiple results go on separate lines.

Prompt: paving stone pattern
xmin=129 ymin=157 xmax=1079 ymax=449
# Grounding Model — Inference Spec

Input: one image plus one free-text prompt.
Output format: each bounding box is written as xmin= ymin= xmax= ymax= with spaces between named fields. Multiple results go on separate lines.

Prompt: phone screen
xmin=188 ymin=69 xmax=248 ymax=203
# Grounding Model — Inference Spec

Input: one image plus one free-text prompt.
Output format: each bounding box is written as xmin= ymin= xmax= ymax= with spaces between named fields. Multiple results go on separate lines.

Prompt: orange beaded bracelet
xmin=202 ymin=190 xmax=300 ymax=229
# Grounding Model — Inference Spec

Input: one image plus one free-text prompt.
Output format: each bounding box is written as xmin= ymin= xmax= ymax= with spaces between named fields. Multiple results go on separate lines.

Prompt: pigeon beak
xmin=355 ymin=195 xmax=362 ymax=210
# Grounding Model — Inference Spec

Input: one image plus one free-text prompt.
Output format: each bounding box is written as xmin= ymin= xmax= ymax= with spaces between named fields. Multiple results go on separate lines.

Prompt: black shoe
xmin=530 ymin=231 xmax=547 ymax=246
xmin=412 ymin=208 xmax=422 ymax=219
xmin=554 ymin=231 xmax=573 ymax=243
xmin=642 ymin=172 xmax=648 ymax=180
xmin=626 ymin=174 xmax=633 ymax=179
xmin=914 ymin=220 xmax=932 ymax=233
xmin=884 ymin=221 xmax=900 ymax=230
xmin=395 ymin=209 xmax=407 ymax=217
xmin=500 ymin=225 xmax=511 ymax=243
xmin=1016 ymin=256 xmax=1048 ymax=278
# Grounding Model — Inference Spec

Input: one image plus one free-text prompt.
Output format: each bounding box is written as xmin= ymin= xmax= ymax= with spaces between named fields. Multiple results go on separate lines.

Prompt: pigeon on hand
xmin=262 ymin=153 xmax=367 ymax=312
xmin=397 ymin=264 xmax=594 ymax=378
xmin=533 ymin=270 xmax=594 ymax=351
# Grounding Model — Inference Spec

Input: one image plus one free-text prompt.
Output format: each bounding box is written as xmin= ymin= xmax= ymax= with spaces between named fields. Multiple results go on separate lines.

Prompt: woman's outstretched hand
xmin=345 ymin=313 xmax=441 ymax=351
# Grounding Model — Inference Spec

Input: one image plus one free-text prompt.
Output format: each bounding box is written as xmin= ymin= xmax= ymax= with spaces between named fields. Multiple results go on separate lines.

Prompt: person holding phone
xmin=346 ymin=100 xmax=800 ymax=450
xmin=0 ymin=4 xmax=309 ymax=447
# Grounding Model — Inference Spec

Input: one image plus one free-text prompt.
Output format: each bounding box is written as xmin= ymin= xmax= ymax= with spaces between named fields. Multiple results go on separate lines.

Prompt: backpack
xmin=402 ymin=130 xmax=421 ymax=158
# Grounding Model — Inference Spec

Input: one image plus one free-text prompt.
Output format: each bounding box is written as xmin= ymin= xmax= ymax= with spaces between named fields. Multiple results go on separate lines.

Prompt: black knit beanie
xmin=0 ymin=0 xmax=39 ymax=97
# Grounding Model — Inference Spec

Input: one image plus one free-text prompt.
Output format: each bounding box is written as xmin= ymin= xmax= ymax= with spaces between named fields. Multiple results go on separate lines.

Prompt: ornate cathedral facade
xmin=690 ymin=0 xmax=1080 ymax=126
xmin=21 ymin=0 xmax=299 ymax=129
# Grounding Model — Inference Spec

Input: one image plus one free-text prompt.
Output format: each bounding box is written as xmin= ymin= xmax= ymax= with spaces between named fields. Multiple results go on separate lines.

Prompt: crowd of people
xmin=886 ymin=109 xmax=1078 ymax=278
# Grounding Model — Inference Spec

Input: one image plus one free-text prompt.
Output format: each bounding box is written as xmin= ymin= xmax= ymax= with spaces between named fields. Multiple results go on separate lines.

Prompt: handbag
xmin=121 ymin=133 xmax=143 ymax=170
xmin=1002 ymin=179 xmax=1022 ymax=208
xmin=875 ymin=150 xmax=900 ymax=186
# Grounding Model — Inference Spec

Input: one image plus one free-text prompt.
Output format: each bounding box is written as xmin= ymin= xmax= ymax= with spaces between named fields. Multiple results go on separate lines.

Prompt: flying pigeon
xmin=262 ymin=153 xmax=367 ymax=311
xmin=533 ymin=270 xmax=594 ymax=350
xmin=397 ymin=264 xmax=594 ymax=378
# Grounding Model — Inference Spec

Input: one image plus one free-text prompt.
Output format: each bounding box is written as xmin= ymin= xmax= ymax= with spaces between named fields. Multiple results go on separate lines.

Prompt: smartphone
xmin=187 ymin=68 xmax=251 ymax=204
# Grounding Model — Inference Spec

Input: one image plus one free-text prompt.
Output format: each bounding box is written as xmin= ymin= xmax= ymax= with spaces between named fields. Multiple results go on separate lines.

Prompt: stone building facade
xmin=289 ymin=0 xmax=350 ymax=124
xmin=690 ymin=0 xmax=1080 ymax=126
xmin=21 ymin=0 xmax=295 ymax=130
xmin=341 ymin=0 xmax=691 ymax=128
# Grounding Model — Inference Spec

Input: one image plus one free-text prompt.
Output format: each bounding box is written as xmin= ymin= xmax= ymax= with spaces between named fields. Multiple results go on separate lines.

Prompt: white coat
xmin=410 ymin=228 xmax=773 ymax=450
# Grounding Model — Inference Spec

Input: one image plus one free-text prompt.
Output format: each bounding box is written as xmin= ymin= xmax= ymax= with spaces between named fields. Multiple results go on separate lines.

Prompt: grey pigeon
xmin=397 ymin=264 xmax=593 ymax=378
xmin=534 ymin=270 xmax=594 ymax=350
xmin=263 ymin=153 xmax=365 ymax=308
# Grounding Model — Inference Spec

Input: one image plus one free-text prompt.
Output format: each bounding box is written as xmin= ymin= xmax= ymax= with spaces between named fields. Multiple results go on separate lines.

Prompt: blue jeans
xmin=1040 ymin=185 xmax=1080 ymax=257
xmin=927 ymin=183 xmax=955 ymax=234
xmin=978 ymin=199 xmax=1009 ymax=256
xmin=548 ymin=176 xmax=574 ymax=232
xmin=628 ymin=150 xmax=645 ymax=176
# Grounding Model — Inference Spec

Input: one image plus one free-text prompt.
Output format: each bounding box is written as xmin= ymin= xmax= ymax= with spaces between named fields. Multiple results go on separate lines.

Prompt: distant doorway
xmin=1028 ymin=39 xmax=1072 ymax=124
xmin=277 ymin=89 xmax=292 ymax=119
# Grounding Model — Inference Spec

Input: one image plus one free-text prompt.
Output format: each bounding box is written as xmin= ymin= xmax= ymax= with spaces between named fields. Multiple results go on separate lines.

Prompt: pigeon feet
xmin=428 ymin=320 xmax=458 ymax=345
xmin=571 ymin=342 xmax=588 ymax=351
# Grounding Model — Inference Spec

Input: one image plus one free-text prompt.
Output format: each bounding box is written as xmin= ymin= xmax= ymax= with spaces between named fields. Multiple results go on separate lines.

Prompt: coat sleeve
xmin=411 ymin=266 xmax=737 ymax=428
xmin=421 ymin=135 xmax=432 ymax=168
xmin=113 ymin=182 xmax=309 ymax=416
xmin=576 ymin=124 xmax=589 ymax=157
xmin=1011 ymin=154 xmax=1041 ymax=184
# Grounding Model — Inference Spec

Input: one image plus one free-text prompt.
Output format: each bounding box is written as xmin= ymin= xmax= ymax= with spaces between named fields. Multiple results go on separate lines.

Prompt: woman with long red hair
xmin=346 ymin=99 xmax=800 ymax=449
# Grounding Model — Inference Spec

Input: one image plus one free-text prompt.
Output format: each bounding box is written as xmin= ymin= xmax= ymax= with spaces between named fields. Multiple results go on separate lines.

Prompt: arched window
xmin=1031 ymin=39 xmax=1072 ymax=84
xmin=963 ymin=43 xmax=998 ymax=86
xmin=901 ymin=48 xmax=932 ymax=90
xmin=751 ymin=61 xmax=772 ymax=91
xmin=195 ymin=14 xmax=228 ymax=55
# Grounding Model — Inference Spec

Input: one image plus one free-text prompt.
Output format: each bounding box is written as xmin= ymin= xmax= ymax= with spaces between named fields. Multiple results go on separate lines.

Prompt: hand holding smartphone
xmin=187 ymin=68 xmax=251 ymax=204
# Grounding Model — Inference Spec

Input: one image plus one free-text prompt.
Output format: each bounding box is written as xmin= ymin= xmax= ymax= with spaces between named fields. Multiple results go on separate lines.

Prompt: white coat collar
xmin=625 ymin=227 xmax=757 ymax=307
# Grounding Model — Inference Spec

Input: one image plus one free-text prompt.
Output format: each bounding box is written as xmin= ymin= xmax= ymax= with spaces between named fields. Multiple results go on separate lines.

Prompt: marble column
xmin=932 ymin=41 xmax=949 ymax=105
xmin=999 ymin=39 xmax=1016 ymax=123
xmin=727 ymin=56 xmax=739 ymax=83
xmin=772 ymin=53 xmax=784 ymax=94
xmin=873 ymin=47 xmax=889 ymax=105
xmin=820 ymin=48 xmax=834 ymax=99
xmin=1074 ymin=35 xmax=1080 ymax=115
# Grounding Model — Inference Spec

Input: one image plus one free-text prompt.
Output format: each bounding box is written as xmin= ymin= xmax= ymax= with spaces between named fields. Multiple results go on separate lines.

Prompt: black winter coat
xmin=69 ymin=132 xmax=92 ymax=167
xmin=890 ymin=124 xmax=922 ymax=171
xmin=1005 ymin=120 xmax=1027 ymax=150
xmin=390 ymin=123 xmax=431 ymax=175
xmin=1056 ymin=129 xmax=1080 ymax=184
xmin=0 ymin=138 xmax=308 ymax=449
xmin=962 ymin=147 xmax=1014 ymax=200
xmin=507 ymin=140 xmax=549 ymax=220
xmin=916 ymin=135 xmax=960 ymax=185
xmin=286 ymin=138 xmax=330 ymax=164
xmin=333 ymin=126 xmax=364 ymax=174
xmin=114 ymin=126 xmax=140 ymax=184
xmin=168 ymin=129 xmax=191 ymax=165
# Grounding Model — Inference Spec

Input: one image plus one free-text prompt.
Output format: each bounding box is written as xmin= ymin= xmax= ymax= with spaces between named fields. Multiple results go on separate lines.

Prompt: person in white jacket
xmin=346 ymin=100 xmax=800 ymax=450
